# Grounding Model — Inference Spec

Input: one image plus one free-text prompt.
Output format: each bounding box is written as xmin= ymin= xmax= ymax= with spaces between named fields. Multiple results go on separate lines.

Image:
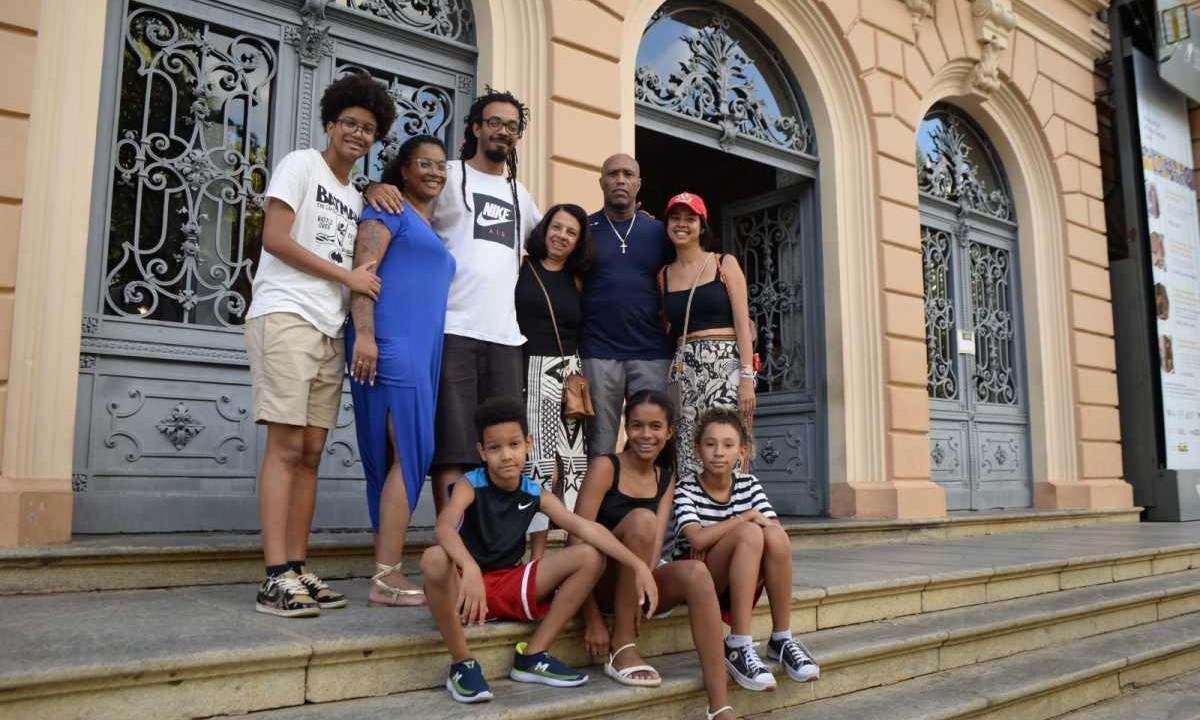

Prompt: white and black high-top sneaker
xmin=724 ymin=638 xmax=776 ymax=691
xmin=255 ymin=570 xmax=320 ymax=618
xmin=767 ymin=636 xmax=820 ymax=682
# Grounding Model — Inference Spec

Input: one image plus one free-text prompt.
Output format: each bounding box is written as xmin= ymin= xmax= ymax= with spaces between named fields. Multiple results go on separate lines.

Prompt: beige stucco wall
xmin=0 ymin=0 xmax=1136 ymax=545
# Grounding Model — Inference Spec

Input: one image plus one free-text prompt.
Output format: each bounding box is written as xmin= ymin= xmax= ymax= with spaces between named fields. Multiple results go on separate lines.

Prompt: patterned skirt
xmin=524 ymin=354 xmax=587 ymax=532
xmin=673 ymin=337 xmax=741 ymax=479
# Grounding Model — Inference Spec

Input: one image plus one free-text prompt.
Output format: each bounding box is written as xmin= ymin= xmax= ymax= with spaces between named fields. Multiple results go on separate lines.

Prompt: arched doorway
xmin=919 ymin=103 xmax=1031 ymax=511
xmin=72 ymin=0 xmax=478 ymax=532
xmin=635 ymin=1 xmax=826 ymax=515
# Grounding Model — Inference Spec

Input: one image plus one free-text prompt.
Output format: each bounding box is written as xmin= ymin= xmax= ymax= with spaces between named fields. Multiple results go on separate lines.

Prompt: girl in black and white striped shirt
xmin=665 ymin=408 xmax=820 ymax=693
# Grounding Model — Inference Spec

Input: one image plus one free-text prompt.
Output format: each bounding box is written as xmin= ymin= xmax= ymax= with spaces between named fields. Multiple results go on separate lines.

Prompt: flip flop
xmin=368 ymin=561 xmax=426 ymax=607
xmin=706 ymin=705 xmax=735 ymax=719
xmin=603 ymin=643 xmax=662 ymax=687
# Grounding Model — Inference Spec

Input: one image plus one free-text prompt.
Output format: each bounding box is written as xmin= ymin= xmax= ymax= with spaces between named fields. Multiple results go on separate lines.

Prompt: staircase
xmin=3 ymin=512 xmax=1199 ymax=720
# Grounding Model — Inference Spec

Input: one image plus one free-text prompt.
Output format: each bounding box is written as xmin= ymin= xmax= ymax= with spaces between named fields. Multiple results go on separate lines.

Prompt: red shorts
xmin=479 ymin=561 xmax=552 ymax=621
xmin=717 ymin=579 xmax=766 ymax=626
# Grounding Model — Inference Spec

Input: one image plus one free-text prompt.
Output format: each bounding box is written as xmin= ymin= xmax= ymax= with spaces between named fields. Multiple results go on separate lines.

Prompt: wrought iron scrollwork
xmin=969 ymin=242 xmax=1018 ymax=405
xmin=922 ymin=227 xmax=958 ymax=400
xmin=106 ymin=7 xmax=275 ymax=327
xmin=731 ymin=201 xmax=806 ymax=393
xmin=918 ymin=115 xmax=1012 ymax=220
xmin=635 ymin=7 xmax=814 ymax=154
xmin=338 ymin=0 xmax=474 ymax=44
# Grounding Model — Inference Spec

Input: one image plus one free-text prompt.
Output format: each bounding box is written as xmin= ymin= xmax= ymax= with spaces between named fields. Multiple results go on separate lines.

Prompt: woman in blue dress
xmin=347 ymin=135 xmax=455 ymax=606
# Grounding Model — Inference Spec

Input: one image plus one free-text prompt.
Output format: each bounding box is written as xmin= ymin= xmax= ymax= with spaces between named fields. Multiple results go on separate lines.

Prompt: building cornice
xmin=1012 ymin=0 xmax=1110 ymax=65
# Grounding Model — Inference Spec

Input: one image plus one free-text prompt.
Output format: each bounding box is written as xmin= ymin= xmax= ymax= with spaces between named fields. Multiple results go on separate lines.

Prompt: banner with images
xmin=1135 ymin=50 xmax=1200 ymax=470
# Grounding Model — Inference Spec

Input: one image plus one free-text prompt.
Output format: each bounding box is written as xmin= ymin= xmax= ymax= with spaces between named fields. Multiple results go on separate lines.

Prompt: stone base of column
xmin=829 ymin=479 xmax=947 ymax=519
xmin=0 ymin=475 xmax=73 ymax=547
xmin=1034 ymin=478 xmax=1135 ymax=510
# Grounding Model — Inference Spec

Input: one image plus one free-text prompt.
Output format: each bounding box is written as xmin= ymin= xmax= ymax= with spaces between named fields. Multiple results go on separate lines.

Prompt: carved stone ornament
xmin=967 ymin=0 xmax=1017 ymax=97
xmin=285 ymin=0 xmax=334 ymax=68
xmin=903 ymin=0 xmax=934 ymax=37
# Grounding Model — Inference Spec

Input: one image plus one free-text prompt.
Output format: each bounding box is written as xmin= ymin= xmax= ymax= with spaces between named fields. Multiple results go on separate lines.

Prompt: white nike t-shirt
xmin=247 ymin=149 xmax=361 ymax=337
xmin=430 ymin=160 xmax=541 ymax=346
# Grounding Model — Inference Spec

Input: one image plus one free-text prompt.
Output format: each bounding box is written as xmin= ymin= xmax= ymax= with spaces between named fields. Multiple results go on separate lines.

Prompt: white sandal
xmin=368 ymin=561 xmax=426 ymax=607
xmin=706 ymin=706 xmax=735 ymax=720
xmin=603 ymin=642 xmax=662 ymax=687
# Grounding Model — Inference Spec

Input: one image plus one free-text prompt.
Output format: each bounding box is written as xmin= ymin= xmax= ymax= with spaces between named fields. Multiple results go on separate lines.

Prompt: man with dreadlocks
xmin=369 ymin=89 xmax=541 ymax=512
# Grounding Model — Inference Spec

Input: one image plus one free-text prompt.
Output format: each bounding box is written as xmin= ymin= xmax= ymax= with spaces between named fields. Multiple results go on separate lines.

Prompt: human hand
xmin=365 ymin=182 xmax=405 ymax=214
xmin=351 ymin=334 xmax=378 ymax=385
xmin=635 ymin=561 xmax=659 ymax=619
xmin=583 ymin=616 xmax=611 ymax=660
xmin=456 ymin=565 xmax=489 ymax=625
xmin=742 ymin=510 xmax=772 ymax=527
xmin=345 ymin=261 xmax=381 ymax=300
xmin=739 ymin=378 xmax=756 ymax=419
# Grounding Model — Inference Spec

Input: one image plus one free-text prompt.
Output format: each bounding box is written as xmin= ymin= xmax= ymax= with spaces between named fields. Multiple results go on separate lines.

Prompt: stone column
xmin=0 ymin=0 xmax=106 ymax=546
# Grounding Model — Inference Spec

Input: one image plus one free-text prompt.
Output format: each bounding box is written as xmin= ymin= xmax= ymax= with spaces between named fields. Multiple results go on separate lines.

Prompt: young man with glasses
xmin=244 ymin=71 xmax=395 ymax=617
xmin=367 ymin=89 xmax=542 ymax=513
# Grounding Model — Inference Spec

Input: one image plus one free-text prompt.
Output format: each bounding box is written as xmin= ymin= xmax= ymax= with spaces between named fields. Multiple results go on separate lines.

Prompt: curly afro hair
xmin=319 ymin=71 xmax=397 ymax=140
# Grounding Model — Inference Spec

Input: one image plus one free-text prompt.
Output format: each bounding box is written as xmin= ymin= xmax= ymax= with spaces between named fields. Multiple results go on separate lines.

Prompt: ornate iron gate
xmin=918 ymin=106 xmax=1031 ymax=510
xmin=73 ymin=0 xmax=475 ymax=532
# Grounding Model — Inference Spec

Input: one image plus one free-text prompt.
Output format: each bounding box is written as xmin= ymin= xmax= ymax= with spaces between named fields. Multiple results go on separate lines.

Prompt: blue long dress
xmin=347 ymin=203 xmax=455 ymax=529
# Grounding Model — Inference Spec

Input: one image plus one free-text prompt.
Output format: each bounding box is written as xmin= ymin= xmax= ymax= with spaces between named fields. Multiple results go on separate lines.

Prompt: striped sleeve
xmin=745 ymin=475 xmax=777 ymax=519
xmin=673 ymin=478 xmax=701 ymax=529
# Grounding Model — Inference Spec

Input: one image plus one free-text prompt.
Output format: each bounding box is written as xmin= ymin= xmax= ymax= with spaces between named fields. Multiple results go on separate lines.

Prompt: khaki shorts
xmin=245 ymin=312 xmax=344 ymax=429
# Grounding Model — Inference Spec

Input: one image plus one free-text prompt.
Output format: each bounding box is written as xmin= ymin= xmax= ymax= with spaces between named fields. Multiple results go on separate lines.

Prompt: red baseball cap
xmin=664 ymin=191 xmax=708 ymax=222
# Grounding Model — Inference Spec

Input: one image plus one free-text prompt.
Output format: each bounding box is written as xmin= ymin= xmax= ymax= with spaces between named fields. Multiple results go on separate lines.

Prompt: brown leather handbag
xmin=525 ymin=259 xmax=595 ymax=419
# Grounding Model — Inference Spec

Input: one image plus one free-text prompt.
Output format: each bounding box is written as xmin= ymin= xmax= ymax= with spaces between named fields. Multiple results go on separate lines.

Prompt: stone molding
xmin=1012 ymin=0 xmax=1110 ymax=65
xmin=902 ymin=0 xmax=935 ymax=37
xmin=0 ymin=0 xmax=107 ymax=545
xmin=967 ymin=0 xmax=1018 ymax=98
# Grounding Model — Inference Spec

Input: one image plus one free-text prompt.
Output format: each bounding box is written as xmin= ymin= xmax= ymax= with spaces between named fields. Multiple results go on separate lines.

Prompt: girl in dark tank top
xmin=569 ymin=390 xmax=739 ymax=720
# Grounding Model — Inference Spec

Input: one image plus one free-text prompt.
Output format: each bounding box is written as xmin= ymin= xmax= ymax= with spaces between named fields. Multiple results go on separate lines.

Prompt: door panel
xmin=73 ymin=0 xmax=475 ymax=532
xmin=723 ymin=184 xmax=825 ymax=515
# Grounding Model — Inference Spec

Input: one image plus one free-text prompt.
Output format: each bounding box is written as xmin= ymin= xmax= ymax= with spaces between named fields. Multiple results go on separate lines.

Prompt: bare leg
xmin=607 ymin=508 xmax=658 ymax=680
xmin=525 ymin=544 xmax=606 ymax=654
xmin=655 ymin=561 xmax=730 ymax=716
xmin=431 ymin=464 xmax=461 ymax=515
xmin=284 ymin=425 xmax=328 ymax=563
xmin=703 ymin=522 xmax=765 ymax=637
xmin=371 ymin=415 xmax=424 ymax=602
xmin=259 ymin=423 xmax=306 ymax=566
xmin=421 ymin=546 xmax=471 ymax=662
xmin=761 ymin=524 xmax=793 ymax=632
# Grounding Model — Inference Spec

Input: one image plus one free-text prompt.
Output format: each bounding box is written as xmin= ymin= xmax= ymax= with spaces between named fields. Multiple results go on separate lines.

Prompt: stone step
xmin=242 ymin=603 xmax=1200 ymax=720
xmin=747 ymin=611 xmax=1200 ymax=720
xmin=1049 ymin=666 xmax=1200 ymax=720
xmin=2 ymin=524 xmax=1198 ymax=720
xmin=0 ymin=507 xmax=1141 ymax=595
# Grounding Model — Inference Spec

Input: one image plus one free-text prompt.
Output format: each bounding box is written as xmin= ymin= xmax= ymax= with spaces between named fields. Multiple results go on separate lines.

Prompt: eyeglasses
xmin=334 ymin=117 xmax=378 ymax=139
xmin=482 ymin=116 xmax=522 ymax=135
xmin=410 ymin=157 xmax=449 ymax=173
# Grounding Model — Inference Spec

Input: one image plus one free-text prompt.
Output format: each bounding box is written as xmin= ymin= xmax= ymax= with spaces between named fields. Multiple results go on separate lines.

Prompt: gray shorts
xmin=434 ymin=334 xmax=524 ymax=466
xmin=581 ymin=357 xmax=670 ymax=456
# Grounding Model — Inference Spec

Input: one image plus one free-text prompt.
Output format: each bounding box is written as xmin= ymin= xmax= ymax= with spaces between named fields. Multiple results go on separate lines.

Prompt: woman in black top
xmin=516 ymin=203 xmax=592 ymax=559
xmin=571 ymin=390 xmax=736 ymax=720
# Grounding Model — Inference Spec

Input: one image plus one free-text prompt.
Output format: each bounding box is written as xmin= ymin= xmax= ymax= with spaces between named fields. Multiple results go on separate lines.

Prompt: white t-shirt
xmin=430 ymin=160 xmax=541 ymax=345
xmin=247 ymin=148 xmax=362 ymax=338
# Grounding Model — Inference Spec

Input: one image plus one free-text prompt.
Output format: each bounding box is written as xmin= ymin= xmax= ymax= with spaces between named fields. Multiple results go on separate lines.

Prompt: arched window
xmin=918 ymin=106 xmax=1013 ymax=221
xmin=635 ymin=1 xmax=815 ymax=156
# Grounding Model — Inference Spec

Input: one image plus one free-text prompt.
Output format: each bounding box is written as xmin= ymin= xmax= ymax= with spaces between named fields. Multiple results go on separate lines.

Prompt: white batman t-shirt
xmin=430 ymin=160 xmax=541 ymax=346
xmin=247 ymin=149 xmax=361 ymax=337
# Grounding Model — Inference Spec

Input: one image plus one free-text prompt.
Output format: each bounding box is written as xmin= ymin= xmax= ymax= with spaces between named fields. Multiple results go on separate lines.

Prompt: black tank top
xmin=595 ymin=454 xmax=668 ymax=530
xmin=661 ymin=255 xmax=735 ymax=341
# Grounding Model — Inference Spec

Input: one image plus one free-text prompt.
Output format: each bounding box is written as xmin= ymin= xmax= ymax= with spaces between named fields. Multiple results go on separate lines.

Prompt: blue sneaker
xmin=446 ymin=658 xmax=493 ymax=703
xmin=509 ymin=641 xmax=588 ymax=687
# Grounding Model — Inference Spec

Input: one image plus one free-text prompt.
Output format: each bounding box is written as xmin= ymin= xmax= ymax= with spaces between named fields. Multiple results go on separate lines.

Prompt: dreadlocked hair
xmin=458 ymin=87 xmax=530 ymax=236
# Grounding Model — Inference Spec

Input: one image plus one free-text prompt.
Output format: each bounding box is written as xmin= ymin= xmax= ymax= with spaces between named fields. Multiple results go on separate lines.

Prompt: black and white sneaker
xmin=296 ymin=567 xmax=347 ymax=609
xmin=724 ymin=639 xmax=776 ymax=691
xmin=767 ymin=636 xmax=820 ymax=682
xmin=255 ymin=570 xmax=320 ymax=618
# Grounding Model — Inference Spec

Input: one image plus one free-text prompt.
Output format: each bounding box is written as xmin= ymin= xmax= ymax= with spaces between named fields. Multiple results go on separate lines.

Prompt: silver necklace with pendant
xmin=604 ymin=211 xmax=637 ymax=254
